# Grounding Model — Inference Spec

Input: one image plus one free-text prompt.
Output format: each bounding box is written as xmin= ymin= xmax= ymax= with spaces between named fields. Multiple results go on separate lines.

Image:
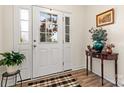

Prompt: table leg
xmin=15 ymin=75 xmax=17 ymax=86
xmin=1 ymin=76 xmax=4 ymax=87
xmin=115 ymin=59 xmax=118 ymax=86
xmin=19 ymin=72 xmax=22 ymax=87
xmin=86 ymin=54 xmax=88 ymax=75
xmin=5 ymin=77 xmax=8 ymax=87
xmin=90 ymin=55 xmax=92 ymax=72
xmin=101 ymin=59 xmax=104 ymax=86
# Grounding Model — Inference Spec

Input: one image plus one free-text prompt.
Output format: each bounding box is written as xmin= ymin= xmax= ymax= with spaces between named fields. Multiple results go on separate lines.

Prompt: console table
xmin=85 ymin=50 xmax=118 ymax=86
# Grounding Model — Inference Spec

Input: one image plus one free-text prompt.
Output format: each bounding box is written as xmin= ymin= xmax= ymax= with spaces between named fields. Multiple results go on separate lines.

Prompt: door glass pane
xmin=51 ymin=32 xmax=57 ymax=42
xmin=53 ymin=24 xmax=58 ymax=32
xmin=21 ymin=32 xmax=29 ymax=42
xmin=40 ymin=12 xmax=51 ymax=22
xmin=40 ymin=23 xmax=46 ymax=32
xmin=47 ymin=24 xmax=53 ymax=32
xmin=65 ymin=17 xmax=70 ymax=25
xmin=47 ymin=24 xmax=58 ymax=32
xmin=40 ymin=33 xmax=46 ymax=42
xmin=21 ymin=21 xmax=29 ymax=31
xmin=65 ymin=34 xmax=70 ymax=42
xmin=52 ymin=14 xmax=57 ymax=23
xmin=65 ymin=26 xmax=69 ymax=34
xmin=46 ymin=32 xmax=57 ymax=42
xmin=47 ymin=32 xmax=52 ymax=42
xmin=20 ymin=9 xmax=29 ymax=20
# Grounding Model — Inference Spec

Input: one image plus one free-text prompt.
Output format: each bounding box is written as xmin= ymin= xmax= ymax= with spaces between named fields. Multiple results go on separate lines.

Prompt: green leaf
xmin=0 ymin=51 xmax=25 ymax=66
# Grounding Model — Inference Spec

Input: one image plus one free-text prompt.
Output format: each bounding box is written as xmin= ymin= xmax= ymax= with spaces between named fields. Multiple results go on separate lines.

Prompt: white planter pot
xmin=6 ymin=65 xmax=19 ymax=74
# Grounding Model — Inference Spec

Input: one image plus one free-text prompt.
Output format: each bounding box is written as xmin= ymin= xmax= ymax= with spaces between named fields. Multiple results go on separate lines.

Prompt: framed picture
xmin=96 ymin=8 xmax=114 ymax=27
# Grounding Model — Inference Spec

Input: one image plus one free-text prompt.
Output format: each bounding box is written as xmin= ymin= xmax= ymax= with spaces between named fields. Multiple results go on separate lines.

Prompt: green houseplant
xmin=0 ymin=51 xmax=25 ymax=73
xmin=89 ymin=27 xmax=107 ymax=52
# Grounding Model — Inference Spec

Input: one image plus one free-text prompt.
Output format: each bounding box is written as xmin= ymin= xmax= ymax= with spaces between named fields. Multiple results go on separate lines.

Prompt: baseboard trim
xmin=72 ymin=66 xmax=85 ymax=71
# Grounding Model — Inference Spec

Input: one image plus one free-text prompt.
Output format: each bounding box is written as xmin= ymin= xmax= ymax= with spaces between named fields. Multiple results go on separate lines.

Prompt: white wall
xmin=0 ymin=6 xmax=5 ymax=85
xmin=84 ymin=5 xmax=124 ymax=86
xmin=0 ymin=6 xmax=3 ymax=52
xmin=0 ymin=6 xmax=15 ymax=86
xmin=2 ymin=6 xmax=14 ymax=52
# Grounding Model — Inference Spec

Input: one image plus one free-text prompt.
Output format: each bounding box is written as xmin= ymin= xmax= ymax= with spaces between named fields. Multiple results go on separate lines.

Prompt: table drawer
xmin=102 ymin=55 xmax=117 ymax=60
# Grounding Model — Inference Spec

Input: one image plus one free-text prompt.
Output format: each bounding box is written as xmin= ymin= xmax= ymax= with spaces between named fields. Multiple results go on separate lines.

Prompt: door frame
xmin=13 ymin=5 xmax=71 ymax=80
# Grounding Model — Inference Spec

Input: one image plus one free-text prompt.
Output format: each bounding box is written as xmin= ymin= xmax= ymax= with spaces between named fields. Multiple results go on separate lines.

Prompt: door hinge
xmin=63 ymin=40 xmax=64 ymax=44
xmin=63 ymin=62 xmax=64 ymax=66
xmin=62 ymin=17 xmax=64 ymax=22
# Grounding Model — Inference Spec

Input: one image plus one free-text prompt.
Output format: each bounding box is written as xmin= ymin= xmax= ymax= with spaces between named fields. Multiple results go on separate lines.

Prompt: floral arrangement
xmin=88 ymin=27 xmax=108 ymax=52
xmin=89 ymin=27 xmax=107 ymax=42
xmin=106 ymin=43 xmax=115 ymax=49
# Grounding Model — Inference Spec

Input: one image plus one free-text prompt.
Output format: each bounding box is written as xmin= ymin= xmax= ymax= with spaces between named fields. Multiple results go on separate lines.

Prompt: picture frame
xmin=96 ymin=8 xmax=114 ymax=27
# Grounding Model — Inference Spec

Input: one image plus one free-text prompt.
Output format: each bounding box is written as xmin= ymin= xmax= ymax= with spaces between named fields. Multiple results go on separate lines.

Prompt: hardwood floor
xmin=17 ymin=69 xmax=114 ymax=87
xmin=71 ymin=69 xmax=114 ymax=87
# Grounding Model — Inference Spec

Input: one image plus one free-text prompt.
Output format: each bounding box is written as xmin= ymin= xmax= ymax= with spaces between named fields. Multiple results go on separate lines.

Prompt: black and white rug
xmin=28 ymin=74 xmax=81 ymax=87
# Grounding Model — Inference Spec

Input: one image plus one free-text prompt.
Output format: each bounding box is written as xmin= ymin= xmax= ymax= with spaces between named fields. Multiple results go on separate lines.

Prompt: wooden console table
xmin=85 ymin=50 xmax=118 ymax=86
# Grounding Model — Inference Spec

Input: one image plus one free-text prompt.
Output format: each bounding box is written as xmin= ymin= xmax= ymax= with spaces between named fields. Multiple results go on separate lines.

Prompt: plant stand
xmin=1 ymin=70 xmax=22 ymax=87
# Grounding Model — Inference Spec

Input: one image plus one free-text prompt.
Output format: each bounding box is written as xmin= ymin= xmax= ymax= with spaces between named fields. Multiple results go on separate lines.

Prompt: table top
xmin=85 ymin=50 xmax=118 ymax=60
xmin=86 ymin=50 xmax=118 ymax=55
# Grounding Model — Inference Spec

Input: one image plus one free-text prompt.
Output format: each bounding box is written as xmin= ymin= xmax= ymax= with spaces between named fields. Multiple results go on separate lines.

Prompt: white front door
xmin=33 ymin=6 xmax=63 ymax=78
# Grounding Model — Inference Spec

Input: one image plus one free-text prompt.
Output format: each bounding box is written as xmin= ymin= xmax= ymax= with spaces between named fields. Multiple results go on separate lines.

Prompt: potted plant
xmin=89 ymin=27 xmax=107 ymax=52
xmin=0 ymin=51 xmax=25 ymax=74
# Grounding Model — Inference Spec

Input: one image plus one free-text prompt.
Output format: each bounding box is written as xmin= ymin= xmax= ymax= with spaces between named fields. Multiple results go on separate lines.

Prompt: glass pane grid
xmin=65 ymin=16 xmax=70 ymax=43
xmin=20 ymin=9 xmax=29 ymax=43
xmin=40 ymin=12 xmax=58 ymax=43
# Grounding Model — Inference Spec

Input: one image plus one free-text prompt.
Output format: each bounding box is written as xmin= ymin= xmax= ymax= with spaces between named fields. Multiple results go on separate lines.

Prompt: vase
xmin=6 ymin=65 xmax=19 ymax=74
xmin=93 ymin=41 xmax=104 ymax=53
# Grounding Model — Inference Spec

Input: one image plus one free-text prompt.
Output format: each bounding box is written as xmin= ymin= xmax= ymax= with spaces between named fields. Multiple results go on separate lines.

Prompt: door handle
xmin=34 ymin=40 xmax=36 ymax=42
xmin=33 ymin=45 xmax=37 ymax=48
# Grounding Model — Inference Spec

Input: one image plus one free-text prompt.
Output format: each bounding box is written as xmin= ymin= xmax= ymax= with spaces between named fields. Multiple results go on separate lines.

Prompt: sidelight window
xmin=65 ymin=17 xmax=70 ymax=42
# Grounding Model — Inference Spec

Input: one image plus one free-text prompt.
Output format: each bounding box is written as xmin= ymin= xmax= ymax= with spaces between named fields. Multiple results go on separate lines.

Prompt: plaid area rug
xmin=28 ymin=74 xmax=81 ymax=87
